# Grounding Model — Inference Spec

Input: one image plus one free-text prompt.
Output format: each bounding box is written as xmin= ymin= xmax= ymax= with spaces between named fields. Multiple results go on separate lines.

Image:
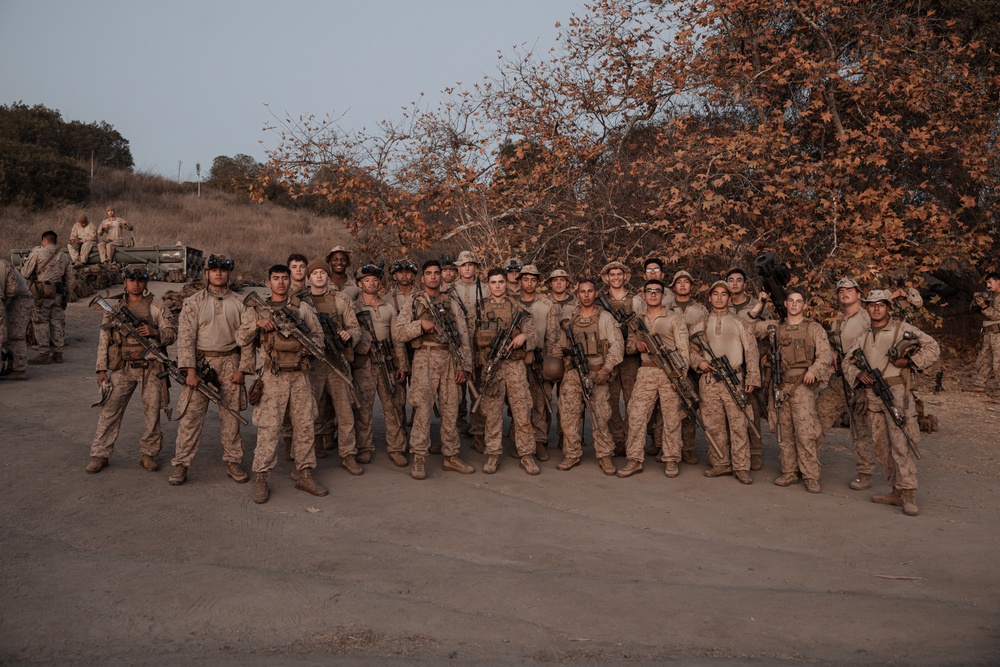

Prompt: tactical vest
xmin=607 ymin=291 xmax=635 ymax=354
xmin=110 ymin=295 xmax=153 ymax=369
xmin=477 ymin=297 xmax=526 ymax=363
xmin=262 ymin=297 xmax=307 ymax=372
xmin=561 ymin=311 xmax=607 ymax=365
xmin=410 ymin=294 xmax=450 ymax=349
xmin=305 ymin=291 xmax=354 ymax=363
xmin=778 ymin=319 xmax=816 ymax=375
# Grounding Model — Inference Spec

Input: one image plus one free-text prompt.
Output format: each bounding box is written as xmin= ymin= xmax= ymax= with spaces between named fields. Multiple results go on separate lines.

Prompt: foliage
xmin=0 ymin=102 xmax=134 ymax=170
xmin=0 ymin=139 xmax=89 ymax=209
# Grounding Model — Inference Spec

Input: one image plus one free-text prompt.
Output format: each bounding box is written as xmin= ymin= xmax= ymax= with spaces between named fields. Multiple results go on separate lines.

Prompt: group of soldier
xmin=12 ymin=230 xmax=1000 ymax=518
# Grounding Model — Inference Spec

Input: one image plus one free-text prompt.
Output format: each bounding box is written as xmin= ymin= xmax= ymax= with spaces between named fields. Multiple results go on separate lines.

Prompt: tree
xmin=0 ymin=102 xmax=134 ymax=170
xmin=0 ymin=139 xmax=89 ymax=209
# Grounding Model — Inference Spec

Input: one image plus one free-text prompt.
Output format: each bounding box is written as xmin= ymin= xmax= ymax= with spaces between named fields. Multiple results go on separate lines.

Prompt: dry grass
xmin=0 ymin=168 xmax=352 ymax=281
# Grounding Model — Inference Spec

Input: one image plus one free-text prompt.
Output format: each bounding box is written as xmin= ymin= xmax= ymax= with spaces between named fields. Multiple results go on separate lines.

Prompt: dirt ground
xmin=1 ymin=284 xmax=998 ymax=666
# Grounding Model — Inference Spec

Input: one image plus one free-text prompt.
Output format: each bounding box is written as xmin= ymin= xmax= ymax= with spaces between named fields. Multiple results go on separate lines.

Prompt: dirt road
xmin=1 ymin=287 xmax=998 ymax=665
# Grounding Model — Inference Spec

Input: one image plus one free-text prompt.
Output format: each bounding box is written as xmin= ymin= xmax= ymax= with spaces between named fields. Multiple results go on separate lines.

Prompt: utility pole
xmin=196 ymin=162 xmax=201 ymax=197
xmin=177 ymin=161 xmax=182 ymax=182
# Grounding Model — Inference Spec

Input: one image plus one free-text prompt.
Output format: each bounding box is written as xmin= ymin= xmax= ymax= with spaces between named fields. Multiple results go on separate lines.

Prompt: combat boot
xmin=168 ymin=464 xmax=187 ymax=486
xmin=294 ymin=468 xmax=328 ymax=497
xmin=314 ymin=436 xmax=327 ymax=459
xmin=388 ymin=451 xmax=408 ymax=467
xmin=901 ymin=490 xmax=919 ymax=516
xmin=849 ymin=473 xmax=872 ymax=490
xmin=356 ymin=450 xmax=373 ymax=464
xmin=750 ymin=454 xmax=763 ymax=471
xmin=664 ymin=461 xmax=680 ymax=478
xmin=520 ymin=456 xmax=540 ymax=475
xmin=411 ymin=455 xmax=427 ymax=480
xmin=483 ymin=455 xmax=500 ymax=474
xmin=734 ymin=470 xmax=753 ymax=485
xmin=682 ymin=450 xmax=698 ymax=465
xmin=774 ymin=472 xmax=800 ymax=487
xmin=704 ymin=466 xmax=733 ymax=478
xmin=86 ymin=456 xmax=109 ymax=474
xmin=803 ymin=478 xmax=821 ymax=493
xmin=28 ymin=353 xmax=51 ymax=365
xmin=616 ymin=460 xmax=643 ymax=478
xmin=52 ymin=351 xmax=64 ymax=363
xmin=226 ymin=462 xmax=248 ymax=483
xmin=1 ymin=371 xmax=26 ymax=381
xmin=283 ymin=436 xmax=293 ymax=461
xmin=139 ymin=454 xmax=158 ymax=472
xmin=598 ymin=456 xmax=616 ymax=476
xmin=252 ymin=472 xmax=270 ymax=504
xmin=341 ymin=455 xmax=364 ymax=476
xmin=556 ymin=456 xmax=580 ymax=471
xmin=534 ymin=442 xmax=549 ymax=461
xmin=443 ymin=455 xmax=474 ymax=474
xmin=871 ymin=489 xmax=904 ymax=506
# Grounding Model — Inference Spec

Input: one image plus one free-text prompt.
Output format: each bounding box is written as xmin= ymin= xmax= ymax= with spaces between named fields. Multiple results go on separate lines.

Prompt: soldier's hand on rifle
xmin=858 ymin=371 xmax=874 ymax=386
xmin=892 ymin=358 xmax=910 ymax=369
xmin=590 ymin=368 xmax=611 ymax=385
xmin=256 ymin=317 xmax=277 ymax=332
xmin=758 ymin=291 xmax=769 ymax=302
xmin=455 ymin=368 xmax=468 ymax=385
xmin=745 ymin=383 xmax=757 ymax=394
xmin=697 ymin=360 xmax=713 ymax=373
xmin=507 ymin=333 xmax=527 ymax=350
xmin=636 ymin=340 xmax=650 ymax=354
xmin=135 ymin=323 xmax=155 ymax=338
xmin=420 ymin=319 xmax=437 ymax=333
xmin=230 ymin=370 xmax=244 ymax=385
xmin=396 ymin=369 xmax=408 ymax=383
xmin=97 ymin=371 xmax=108 ymax=386
xmin=338 ymin=329 xmax=352 ymax=343
xmin=185 ymin=368 xmax=201 ymax=388
xmin=974 ymin=294 xmax=987 ymax=308
xmin=803 ymin=370 xmax=816 ymax=386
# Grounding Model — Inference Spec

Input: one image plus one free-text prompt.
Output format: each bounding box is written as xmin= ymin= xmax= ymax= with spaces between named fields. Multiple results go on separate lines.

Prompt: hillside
xmin=0 ymin=168 xmax=353 ymax=280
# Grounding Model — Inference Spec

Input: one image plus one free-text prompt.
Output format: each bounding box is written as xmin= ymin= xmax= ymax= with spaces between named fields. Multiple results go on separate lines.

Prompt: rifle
xmin=356 ymin=309 xmax=405 ymax=423
xmin=242 ymin=291 xmax=358 ymax=407
xmin=471 ymin=310 xmax=526 ymax=413
xmin=627 ymin=314 xmax=718 ymax=450
xmin=849 ymin=348 xmax=921 ymax=459
xmin=90 ymin=295 xmax=248 ymax=425
xmin=768 ymin=324 xmax=784 ymax=445
xmin=690 ymin=330 xmax=761 ymax=438
xmin=317 ymin=311 xmax=354 ymax=377
xmin=596 ymin=292 xmax=629 ymax=340
xmin=561 ymin=320 xmax=595 ymax=416
xmin=421 ymin=294 xmax=479 ymax=401
xmin=829 ymin=331 xmax=861 ymax=440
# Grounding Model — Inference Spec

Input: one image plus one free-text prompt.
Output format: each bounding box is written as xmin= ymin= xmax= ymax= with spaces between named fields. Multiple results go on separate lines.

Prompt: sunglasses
xmin=206 ymin=255 xmax=234 ymax=271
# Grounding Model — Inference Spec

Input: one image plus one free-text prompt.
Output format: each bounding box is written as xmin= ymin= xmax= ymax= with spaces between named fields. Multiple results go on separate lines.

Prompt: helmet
xmin=542 ymin=355 xmax=565 ymax=382
xmin=122 ymin=264 xmax=148 ymax=281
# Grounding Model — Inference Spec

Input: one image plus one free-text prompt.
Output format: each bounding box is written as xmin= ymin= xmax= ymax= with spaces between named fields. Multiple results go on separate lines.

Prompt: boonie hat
xmin=862 ymin=289 xmax=893 ymax=305
xmin=670 ymin=270 xmax=694 ymax=287
xmin=519 ymin=264 xmax=542 ymax=277
xmin=455 ymin=251 xmax=480 ymax=266
xmin=601 ymin=261 xmax=630 ymax=277
xmin=546 ymin=269 xmax=571 ymax=282
xmin=836 ymin=277 xmax=861 ymax=291
xmin=325 ymin=246 xmax=352 ymax=262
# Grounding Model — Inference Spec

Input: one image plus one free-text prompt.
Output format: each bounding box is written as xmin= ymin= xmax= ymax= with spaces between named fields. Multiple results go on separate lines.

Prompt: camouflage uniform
xmin=301 ymin=289 xmax=361 ymax=458
xmin=754 ymin=317 xmax=833 ymax=484
xmin=816 ymin=307 xmax=876 ymax=477
xmin=623 ymin=308 xmax=690 ymax=464
xmin=394 ymin=292 xmax=473 ymax=458
xmin=68 ymin=220 xmax=98 ymax=264
xmin=545 ymin=294 xmax=579 ymax=443
xmin=475 ymin=295 xmax=538 ymax=458
xmin=451 ymin=278 xmax=485 ymax=437
xmin=238 ymin=296 xmax=325 ymax=473
xmin=520 ymin=293 xmax=554 ymax=447
xmin=690 ymin=311 xmax=760 ymax=473
xmin=844 ymin=317 xmax=940 ymax=495
xmin=604 ymin=289 xmax=640 ymax=451
xmin=171 ymin=286 xmax=253 ymax=469
xmin=98 ymin=216 xmax=132 ymax=263
xmin=1 ymin=259 xmax=33 ymax=375
xmin=554 ymin=305 xmax=625 ymax=462
xmin=731 ymin=294 xmax=768 ymax=463
xmin=90 ymin=293 xmax=176 ymax=460
xmin=671 ymin=298 xmax=709 ymax=458
xmin=973 ymin=292 xmax=1000 ymax=391
xmin=20 ymin=244 xmax=74 ymax=357
xmin=353 ymin=293 xmax=409 ymax=457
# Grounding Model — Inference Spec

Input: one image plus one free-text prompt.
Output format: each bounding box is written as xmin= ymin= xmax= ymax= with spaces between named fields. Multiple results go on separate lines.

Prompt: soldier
xmin=816 ymin=278 xmax=878 ymax=489
xmin=690 ymin=281 xmax=761 ymax=484
xmin=68 ymin=214 xmax=98 ymax=266
xmin=97 ymin=207 xmax=133 ymax=264
xmin=504 ymin=257 xmax=523 ymax=298
xmin=669 ymin=270 xmax=709 ymax=464
xmin=616 ymin=279 xmax=690 ymax=478
xmin=642 ymin=257 xmax=676 ymax=308
xmin=749 ymin=289 xmax=833 ymax=492
xmin=552 ymin=278 xmax=624 ymax=474
xmin=237 ymin=264 xmax=328 ymax=503
xmin=393 ymin=260 xmax=476 ymax=479
xmin=601 ymin=261 xmax=639 ymax=455
xmin=0 ymin=257 xmax=34 ymax=381
xmin=971 ymin=272 xmax=1000 ymax=394
xmin=20 ymin=230 xmax=74 ymax=365
xmin=287 ymin=253 xmax=309 ymax=295
xmin=844 ymin=289 xmax=940 ymax=516
xmin=441 ymin=258 xmax=458 ymax=292
xmin=325 ymin=246 xmax=360 ymax=300
xmin=386 ymin=259 xmax=419 ymax=313
xmin=475 ymin=268 xmax=540 ymax=474
xmin=86 ymin=265 xmax=176 ymax=473
xmin=169 ymin=254 xmax=253 ymax=486
xmin=354 ymin=263 xmax=409 ymax=466
xmin=728 ymin=267 xmax=767 ymax=470
xmin=451 ymin=251 xmax=484 ymax=436
xmin=518 ymin=264 xmax=553 ymax=459
xmin=301 ymin=259 xmax=363 ymax=475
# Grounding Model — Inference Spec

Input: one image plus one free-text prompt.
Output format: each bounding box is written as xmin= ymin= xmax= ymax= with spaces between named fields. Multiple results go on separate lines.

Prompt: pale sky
xmin=0 ymin=0 xmax=582 ymax=180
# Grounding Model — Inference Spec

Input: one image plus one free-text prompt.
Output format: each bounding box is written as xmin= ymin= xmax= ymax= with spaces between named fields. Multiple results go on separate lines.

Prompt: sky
xmin=0 ymin=0 xmax=583 ymax=180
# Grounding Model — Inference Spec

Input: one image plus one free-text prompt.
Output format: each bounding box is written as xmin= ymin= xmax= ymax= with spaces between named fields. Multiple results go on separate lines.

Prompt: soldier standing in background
xmin=238 ymin=264 xmax=328 ymax=503
xmin=288 ymin=254 xmax=309 ymax=295
xmin=504 ymin=258 xmax=523 ymax=299
xmin=21 ymin=230 xmax=74 ymax=365
xmin=601 ymin=261 xmax=639 ymax=455
xmin=972 ymin=272 xmax=1000 ymax=394
xmin=394 ymin=260 xmax=476 ymax=480
xmin=441 ymin=258 xmax=458 ymax=292
xmin=68 ymin=214 xmax=98 ymax=266
xmin=386 ymin=259 xmax=419 ymax=313
xmin=451 ymin=251 xmax=484 ymax=439
xmin=0 ymin=257 xmax=32 ymax=381
xmin=669 ymin=270 xmax=709 ymax=464
xmin=518 ymin=264 xmax=553 ymax=460
xmin=325 ymin=246 xmax=360 ymax=300
xmin=728 ymin=267 xmax=767 ymax=471
xmin=86 ymin=265 xmax=176 ymax=474
xmin=169 ymin=255 xmax=253 ymax=486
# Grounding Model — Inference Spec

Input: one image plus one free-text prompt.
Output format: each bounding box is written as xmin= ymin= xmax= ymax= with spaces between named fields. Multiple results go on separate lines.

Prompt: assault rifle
xmin=242 ymin=291 xmax=358 ymax=407
xmin=690 ymin=330 xmax=761 ymax=438
xmin=596 ymin=292 xmax=629 ymax=339
xmin=422 ymin=294 xmax=479 ymax=400
xmin=768 ymin=324 xmax=784 ymax=445
xmin=317 ymin=312 xmax=354 ymax=377
xmin=627 ymin=314 xmax=717 ymax=450
xmin=90 ymin=295 xmax=248 ymax=425
xmin=471 ymin=310 xmax=527 ymax=413
xmin=849 ymin=348 xmax=921 ymax=459
xmin=357 ymin=309 xmax=405 ymax=423
xmin=561 ymin=320 xmax=595 ymax=415
xmin=829 ymin=331 xmax=861 ymax=439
